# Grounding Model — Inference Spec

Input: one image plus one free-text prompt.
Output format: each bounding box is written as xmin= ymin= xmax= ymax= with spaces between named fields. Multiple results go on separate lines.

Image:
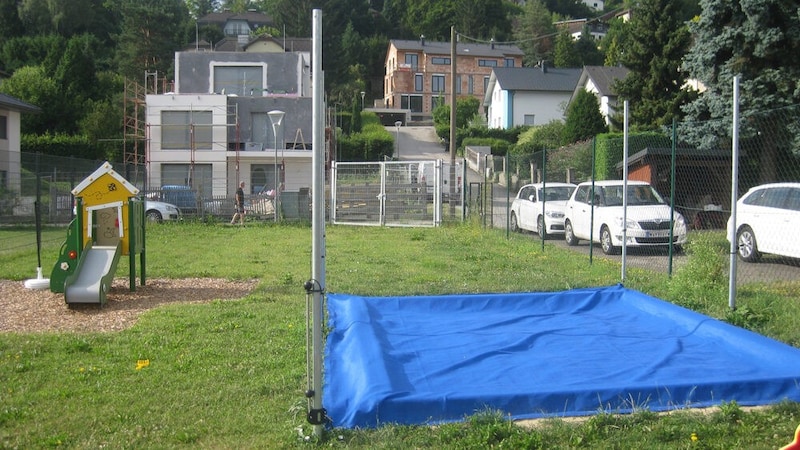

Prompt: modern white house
xmin=568 ymin=65 xmax=630 ymax=126
xmin=483 ymin=65 xmax=582 ymax=129
xmin=0 ymin=93 xmax=40 ymax=196
xmin=145 ymin=50 xmax=314 ymax=204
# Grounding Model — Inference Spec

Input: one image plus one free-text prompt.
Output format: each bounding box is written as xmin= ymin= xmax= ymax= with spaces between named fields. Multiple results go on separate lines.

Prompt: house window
xmin=213 ymin=65 xmax=264 ymax=96
xmin=415 ymin=73 xmax=423 ymax=92
xmin=0 ymin=170 xmax=6 ymax=189
xmin=224 ymin=19 xmax=250 ymax=36
xmin=505 ymin=58 xmax=515 ymax=67
xmin=251 ymin=164 xmax=280 ymax=195
xmin=432 ymin=74 xmax=445 ymax=93
xmin=405 ymin=53 xmax=418 ymax=70
xmin=432 ymin=96 xmax=445 ymax=111
xmin=468 ymin=75 xmax=474 ymax=94
xmin=161 ymin=163 xmax=212 ymax=199
xmin=483 ymin=76 xmax=490 ymax=93
xmin=524 ymin=114 xmax=536 ymax=125
xmin=478 ymin=59 xmax=498 ymax=67
xmin=161 ymin=111 xmax=213 ymax=150
xmin=431 ymin=57 xmax=450 ymax=65
xmin=456 ymin=75 xmax=461 ymax=94
xmin=251 ymin=112 xmax=282 ymax=149
xmin=400 ymin=94 xmax=423 ymax=113
xmin=0 ymin=115 xmax=6 ymax=140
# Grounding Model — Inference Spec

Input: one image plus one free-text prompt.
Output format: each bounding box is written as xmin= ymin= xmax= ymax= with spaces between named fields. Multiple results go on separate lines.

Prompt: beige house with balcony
xmin=384 ymin=38 xmax=523 ymax=121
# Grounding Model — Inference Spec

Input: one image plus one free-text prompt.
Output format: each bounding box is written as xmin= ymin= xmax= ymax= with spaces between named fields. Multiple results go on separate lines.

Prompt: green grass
xmin=1 ymin=222 xmax=800 ymax=448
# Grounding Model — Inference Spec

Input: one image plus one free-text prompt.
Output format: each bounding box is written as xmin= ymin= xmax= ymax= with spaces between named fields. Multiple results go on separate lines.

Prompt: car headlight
xmin=615 ymin=217 xmax=640 ymax=230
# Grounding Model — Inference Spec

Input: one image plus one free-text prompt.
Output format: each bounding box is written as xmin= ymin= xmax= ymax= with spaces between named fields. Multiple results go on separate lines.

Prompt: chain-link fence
xmin=478 ymin=101 xmax=800 ymax=287
xmin=0 ymin=153 xmax=306 ymax=224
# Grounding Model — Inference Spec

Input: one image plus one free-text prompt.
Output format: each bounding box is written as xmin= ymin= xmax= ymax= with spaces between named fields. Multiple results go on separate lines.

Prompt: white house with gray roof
xmin=484 ymin=65 xmax=582 ymax=129
xmin=569 ymin=65 xmax=630 ymax=126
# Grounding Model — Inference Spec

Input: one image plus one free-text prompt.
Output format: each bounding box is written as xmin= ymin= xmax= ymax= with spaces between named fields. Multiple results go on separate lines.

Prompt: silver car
xmin=144 ymin=200 xmax=181 ymax=222
xmin=510 ymin=182 xmax=576 ymax=236
xmin=727 ymin=182 xmax=800 ymax=262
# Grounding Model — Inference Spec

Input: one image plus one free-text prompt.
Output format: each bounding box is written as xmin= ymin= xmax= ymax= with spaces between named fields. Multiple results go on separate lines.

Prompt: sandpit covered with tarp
xmin=323 ymin=285 xmax=800 ymax=428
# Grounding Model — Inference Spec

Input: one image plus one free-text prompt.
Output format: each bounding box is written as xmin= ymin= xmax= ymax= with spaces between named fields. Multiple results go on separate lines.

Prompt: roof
xmin=243 ymin=35 xmax=312 ymax=53
xmin=0 ymin=93 xmax=41 ymax=113
xmin=579 ymin=65 xmax=630 ymax=97
xmin=492 ymin=67 xmax=582 ymax=92
xmin=389 ymin=39 xmax=523 ymax=58
xmin=615 ymin=147 xmax=732 ymax=169
xmin=197 ymin=11 xmax=274 ymax=27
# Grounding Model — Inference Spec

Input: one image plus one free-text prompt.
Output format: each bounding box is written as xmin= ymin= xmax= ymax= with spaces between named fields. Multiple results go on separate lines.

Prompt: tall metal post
xmin=268 ymin=110 xmax=285 ymax=222
xmin=307 ymin=8 xmax=326 ymax=437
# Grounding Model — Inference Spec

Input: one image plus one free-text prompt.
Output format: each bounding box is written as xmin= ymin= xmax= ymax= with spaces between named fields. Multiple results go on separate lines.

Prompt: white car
xmin=727 ymin=182 xmax=800 ymax=262
xmin=510 ymin=182 xmax=576 ymax=236
xmin=564 ymin=180 xmax=687 ymax=254
xmin=144 ymin=200 xmax=181 ymax=222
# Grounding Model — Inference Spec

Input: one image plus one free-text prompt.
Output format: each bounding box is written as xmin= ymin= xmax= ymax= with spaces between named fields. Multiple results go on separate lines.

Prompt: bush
xmin=337 ymin=112 xmax=394 ymax=161
xmin=21 ymin=133 xmax=114 ymax=160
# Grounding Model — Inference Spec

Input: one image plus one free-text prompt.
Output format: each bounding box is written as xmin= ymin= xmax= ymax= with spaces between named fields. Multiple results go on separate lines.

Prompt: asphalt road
xmin=390 ymin=125 xmax=800 ymax=284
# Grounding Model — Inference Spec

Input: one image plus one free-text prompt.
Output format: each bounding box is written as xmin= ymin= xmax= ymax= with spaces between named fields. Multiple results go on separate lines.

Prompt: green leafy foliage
xmin=338 ymin=112 xmax=394 ymax=161
xmin=564 ymin=89 xmax=608 ymax=143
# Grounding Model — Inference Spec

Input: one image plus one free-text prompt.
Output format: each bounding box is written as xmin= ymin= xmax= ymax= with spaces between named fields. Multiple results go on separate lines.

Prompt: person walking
xmin=230 ymin=181 xmax=246 ymax=225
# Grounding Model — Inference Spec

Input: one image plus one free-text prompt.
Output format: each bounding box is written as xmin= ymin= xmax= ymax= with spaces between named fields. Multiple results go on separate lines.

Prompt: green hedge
xmin=21 ymin=133 xmax=115 ymax=161
xmin=338 ymin=113 xmax=394 ymax=161
xmin=594 ymin=132 xmax=671 ymax=180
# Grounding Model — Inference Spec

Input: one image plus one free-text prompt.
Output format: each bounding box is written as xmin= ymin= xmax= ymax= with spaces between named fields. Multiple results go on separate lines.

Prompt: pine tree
xmin=564 ymin=89 xmax=607 ymax=143
xmin=681 ymin=0 xmax=800 ymax=182
xmin=612 ymin=0 xmax=696 ymax=130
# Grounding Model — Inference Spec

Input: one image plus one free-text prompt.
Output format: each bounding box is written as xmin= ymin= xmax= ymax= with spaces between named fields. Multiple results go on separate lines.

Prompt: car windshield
xmin=599 ymin=185 xmax=665 ymax=206
xmin=537 ymin=186 xmax=574 ymax=201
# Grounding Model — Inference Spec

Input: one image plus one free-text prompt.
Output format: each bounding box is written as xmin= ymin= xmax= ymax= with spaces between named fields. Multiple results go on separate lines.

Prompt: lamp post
xmin=268 ymin=110 xmax=285 ymax=223
xmin=360 ymin=91 xmax=365 ymax=110
xmin=394 ymin=120 xmax=402 ymax=160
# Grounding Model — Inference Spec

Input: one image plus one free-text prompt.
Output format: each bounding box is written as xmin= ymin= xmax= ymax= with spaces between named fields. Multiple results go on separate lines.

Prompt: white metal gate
xmin=331 ymin=160 xmax=463 ymax=227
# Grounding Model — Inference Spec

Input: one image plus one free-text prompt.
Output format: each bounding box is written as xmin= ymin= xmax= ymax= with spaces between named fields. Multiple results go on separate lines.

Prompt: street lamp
xmin=268 ymin=109 xmax=285 ymax=223
xmin=394 ymin=120 xmax=402 ymax=160
xmin=360 ymin=91 xmax=365 ymax=110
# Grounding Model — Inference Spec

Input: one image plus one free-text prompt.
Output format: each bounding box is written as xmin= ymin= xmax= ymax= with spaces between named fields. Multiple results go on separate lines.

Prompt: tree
xmin=0 ymin=66 xmax=60 ymax=135
xmin=553 ymin=29 xmax=580 ymax=68
xmin=681 ymin=0 xmax=800 ymax=182
xmin=612 ymin=0 xmax=696 ymax=130
xmin=0 ymin=0 xmax=24 ymax=41
xmin=112 ymin=0 xmax=189 ymax=81
xmin=599 ymin=17 xmax=629 ymax=67
xmin=512 ymin=0 xmax=556 ymax=67
xmin=564 ymin=89 xmax=607 ymax=143
xmin=574 ymin=27 xmax=604 ymax=66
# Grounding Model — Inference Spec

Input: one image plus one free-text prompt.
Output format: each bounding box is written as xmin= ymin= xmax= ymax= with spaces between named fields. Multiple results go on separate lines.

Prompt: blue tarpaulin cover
xmin=323 ymin=285 xmax=800 ymax=428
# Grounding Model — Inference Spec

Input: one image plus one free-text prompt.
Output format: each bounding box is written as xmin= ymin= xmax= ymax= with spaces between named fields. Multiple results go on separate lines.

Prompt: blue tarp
xmin=323 ymin=285 xmax=800 ymax=428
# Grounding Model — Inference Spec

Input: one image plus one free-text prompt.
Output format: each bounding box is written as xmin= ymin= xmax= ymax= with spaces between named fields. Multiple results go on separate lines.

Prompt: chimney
xmin=420 ymin=34 xmax=425 ymax=46
xmin=541 ymin=60 xmax=548 ymax=73
xmin=490 ymin=38 xmax=494 ymax=49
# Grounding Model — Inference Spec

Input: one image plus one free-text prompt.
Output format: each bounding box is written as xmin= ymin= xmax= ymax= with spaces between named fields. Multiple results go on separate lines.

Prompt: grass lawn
xmin=1 ymin=221 xmax=799 ymax=449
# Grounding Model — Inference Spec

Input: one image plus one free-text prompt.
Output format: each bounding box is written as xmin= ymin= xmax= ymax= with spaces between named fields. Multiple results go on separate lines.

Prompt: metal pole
xmin=308 ymin=8 xmax=326 ymax=437
xmin=273 ymin=123 xmax=279 ymax=223
xmin=728 ymin=75 xmax=740 ymax=310
xmin=621 ymin=101 xmax=629 ymax=281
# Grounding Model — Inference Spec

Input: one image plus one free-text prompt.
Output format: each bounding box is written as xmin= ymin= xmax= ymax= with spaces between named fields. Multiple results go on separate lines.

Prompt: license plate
xmin=644 ymin=230 xmax=668 ymax=238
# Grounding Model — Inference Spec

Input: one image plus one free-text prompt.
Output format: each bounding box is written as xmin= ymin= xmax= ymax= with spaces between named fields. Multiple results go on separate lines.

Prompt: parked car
xmin=510 ymin=182 xmax=576 ymax=236
xmin=155 ymin=185 xmax=198 ymax=214
xmin=563 ymin=180 xmax=687 ymax=254
xmin=727 ymin=182 xmax=800 ymax=262
xmin=144 ymin=200 xmax=181 ymax=222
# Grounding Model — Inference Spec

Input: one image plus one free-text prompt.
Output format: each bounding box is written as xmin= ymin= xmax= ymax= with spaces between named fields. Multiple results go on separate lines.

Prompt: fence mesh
xmin=480 ymin=103 xmax=800 ymax=286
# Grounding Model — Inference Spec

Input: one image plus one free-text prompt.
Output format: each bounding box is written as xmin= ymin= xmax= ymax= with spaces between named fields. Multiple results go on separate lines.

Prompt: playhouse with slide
xmin=49 ymin=162 xmax=147 ymax=305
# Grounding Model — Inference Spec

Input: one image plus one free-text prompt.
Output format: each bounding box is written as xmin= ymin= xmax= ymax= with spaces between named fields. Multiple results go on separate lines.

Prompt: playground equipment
xmin=50 ymin=162 xmax=146 ymax=306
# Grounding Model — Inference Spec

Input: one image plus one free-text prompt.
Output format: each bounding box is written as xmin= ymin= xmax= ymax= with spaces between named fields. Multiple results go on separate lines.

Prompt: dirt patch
xmin=0 ymin=278 xmax=258 ymax=333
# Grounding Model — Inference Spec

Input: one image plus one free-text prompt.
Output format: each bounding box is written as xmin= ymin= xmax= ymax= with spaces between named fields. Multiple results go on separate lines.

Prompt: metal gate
xmin=331 ymin=160 xmax=464 ymax=227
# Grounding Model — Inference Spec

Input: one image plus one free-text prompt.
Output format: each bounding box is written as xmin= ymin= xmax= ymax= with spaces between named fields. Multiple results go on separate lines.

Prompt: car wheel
xmin=146 ymin=210 xmax=163 ymax=223
xmin=736 ymin=225 xmax=761 ymax=262
xmin=600 ymin=226 xmax=619 ymax=255
xmin=537 ymin=215 xmax=546 ymax=238
xmin=510 ymin=212 xmax=520 ymax=232
xmin=564 ymin=220 xmax=578 ymax=246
